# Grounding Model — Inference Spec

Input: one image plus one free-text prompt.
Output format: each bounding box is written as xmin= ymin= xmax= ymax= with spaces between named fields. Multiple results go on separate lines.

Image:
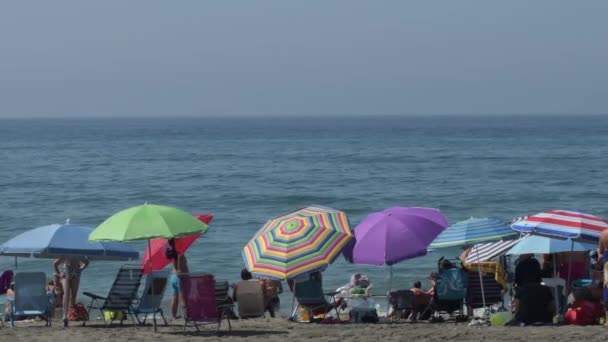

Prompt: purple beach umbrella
xmin=344 ymin=207 xmax=449 ymax=266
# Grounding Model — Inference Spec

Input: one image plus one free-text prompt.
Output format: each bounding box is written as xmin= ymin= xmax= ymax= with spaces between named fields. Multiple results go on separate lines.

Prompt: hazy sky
xmin=1 ymin=1 xmax=607 ymax=117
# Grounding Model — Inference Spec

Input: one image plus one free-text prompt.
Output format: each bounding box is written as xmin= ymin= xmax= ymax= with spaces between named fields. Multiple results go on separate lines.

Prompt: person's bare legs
xmin=69 ymin=277 xmax=80 ymax=307
xmin=171 ymin=295 xmax=179 ymax=319
xmin=62 ymin=276 xmax=70 ymax=325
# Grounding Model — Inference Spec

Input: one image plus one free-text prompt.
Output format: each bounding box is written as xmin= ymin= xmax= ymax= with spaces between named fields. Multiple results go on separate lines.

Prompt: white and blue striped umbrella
xmin=430 ymin=217 xmax=517 ymax=249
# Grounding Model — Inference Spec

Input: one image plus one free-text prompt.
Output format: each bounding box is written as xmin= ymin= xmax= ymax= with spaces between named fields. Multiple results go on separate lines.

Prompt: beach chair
xmin=466 ymin=272 xmax=504 ymax=314
xmin=542 ymin=278 xmax=567 ymax=314
xmin=83 ymin=264 xmax=143 ymax=326
xmin=180 ymin=273 xmax=233 ymax=333
xmin=235 ymin=280 xmax=265 ymax=318
xmin=388 ymin=290 xmax=416 ymax=321
xmin=8 ymin=272 xmax=52 ymax=327
xmin=129 ymin=270 xmax=169 ymax=331
xmin=291 ymin=277 xmax=341 ymax=322
xmin=422 ymin=264 xmax=468 ymax=322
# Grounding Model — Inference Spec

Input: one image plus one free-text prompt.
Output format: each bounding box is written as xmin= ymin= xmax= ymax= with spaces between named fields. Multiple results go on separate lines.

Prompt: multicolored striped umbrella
xmin=511 ymin=210 xmax=608 ymax=243
xmin=243 ymin=205 xmax=353 ymax=280
xmin=430 ymin=217 xmax=516 ymax=249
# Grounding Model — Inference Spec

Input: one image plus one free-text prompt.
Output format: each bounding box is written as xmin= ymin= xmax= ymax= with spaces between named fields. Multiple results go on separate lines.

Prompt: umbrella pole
xmin=14 ymin=256 xmax=17 ymax=270
xmin=567 ymin=240 xmax=574 ymax=291
xmin=475 ymin=246 xmax=487 ymax=316
xmin=553 ymin=256 xmax=560 ymax=316
xmin=290 ymin=281 xmax=297 ymax=320
xmin=148 ymin=239 xmax=157 ymax=332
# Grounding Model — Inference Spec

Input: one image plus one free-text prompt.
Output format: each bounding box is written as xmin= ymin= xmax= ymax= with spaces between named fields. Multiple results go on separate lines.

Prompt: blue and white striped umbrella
xmin=430 ymin=217 xmax=517 ymax=249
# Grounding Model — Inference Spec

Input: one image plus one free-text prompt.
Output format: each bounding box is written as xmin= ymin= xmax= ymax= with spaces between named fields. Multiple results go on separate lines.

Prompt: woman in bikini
xmin=54 ymin=257 xmax=89 ymax=326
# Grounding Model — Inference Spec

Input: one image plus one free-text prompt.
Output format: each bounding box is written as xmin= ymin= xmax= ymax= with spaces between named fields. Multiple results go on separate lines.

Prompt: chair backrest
xmin=435 ymin=268 xmax=468 ymax=301
xmin=541 ymin=278 xmax=566 ymax=297
xmin=294 ymin=278 xmax=326 ymax=306
xmin=102 ymin=265 xmax=144 ymax=311
xmin=180 ymin=273 xmax=220 ymax=322
xmin=214 ymin=279 xmax=230 ymax=304
xmin=467 ymin=272 xmax=503 ymax=308
xmin=136 ymin=270 xmax=169 ymax=313
xmin=236 ymin=280 xmax=265 ymax=318
xmin=388 ymin=290 xmax=415 ymax=311
xmin=13 ymin=272 xmax=48 ymax=313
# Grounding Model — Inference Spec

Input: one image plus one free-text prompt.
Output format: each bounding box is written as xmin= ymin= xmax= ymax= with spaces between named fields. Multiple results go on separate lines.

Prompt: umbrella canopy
xmin=506 ymin=235 xmax=597 ymax=255
xmin=89 ymin=204 xmax=208 ymax=242
xmin=511 ymin=210 xmax=608 ymax=243
xmin=430 ymin=217 xmax=516 ymax=249
xmin=243 ymin=205 xmax=353 ymax=280
xmin=141 ymin=214 xmax=213 ymax=274
xmin=0 ymin=224 xmax=139 ymax=260
xmin=343 ymin=207 xmax=448 ymax=266
xmin=464 ymin=239 xmax=522 ymax=264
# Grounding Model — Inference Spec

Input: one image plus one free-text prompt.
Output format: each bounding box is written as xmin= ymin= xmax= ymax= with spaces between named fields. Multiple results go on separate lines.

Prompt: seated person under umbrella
xmin=510 ymin=260 xmax=555 ymax=325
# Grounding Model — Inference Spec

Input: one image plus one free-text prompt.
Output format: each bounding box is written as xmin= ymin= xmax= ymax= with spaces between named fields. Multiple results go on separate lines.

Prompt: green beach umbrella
xmin=89 ymin=204 xmax=208 ymax=242
xmin=88 ymin=203 xmax=207 ymax=332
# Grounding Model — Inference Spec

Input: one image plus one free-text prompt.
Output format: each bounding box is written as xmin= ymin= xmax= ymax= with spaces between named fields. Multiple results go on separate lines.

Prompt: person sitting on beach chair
xmin=510 ymin=266 xmax=555 ymax=326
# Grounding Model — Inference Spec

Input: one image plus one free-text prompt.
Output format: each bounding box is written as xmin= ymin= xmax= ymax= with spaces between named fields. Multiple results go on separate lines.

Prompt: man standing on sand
xmin=599 ymin=230 xmax=608 ymax=326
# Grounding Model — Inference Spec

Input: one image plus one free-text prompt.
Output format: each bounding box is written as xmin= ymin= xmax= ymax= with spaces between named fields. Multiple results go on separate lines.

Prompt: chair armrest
xmin=83 ymin=292 xmax=106 ymax=300
xmin=324 ymin=291 xmax=340 ymax=296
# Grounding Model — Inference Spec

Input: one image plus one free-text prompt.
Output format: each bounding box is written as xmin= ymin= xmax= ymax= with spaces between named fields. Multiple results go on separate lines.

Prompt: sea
xmin=1 ymin=115 xmax=607 ymax=314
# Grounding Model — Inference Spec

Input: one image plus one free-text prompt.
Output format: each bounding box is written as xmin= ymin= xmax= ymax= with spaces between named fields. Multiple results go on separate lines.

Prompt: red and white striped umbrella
xmin=511 ymin=210 xmax=608 ymax=243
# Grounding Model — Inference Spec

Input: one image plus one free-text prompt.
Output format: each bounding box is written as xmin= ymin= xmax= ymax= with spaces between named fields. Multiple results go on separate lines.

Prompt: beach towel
xmin=0 ymin=270 xmax=13 ymax=295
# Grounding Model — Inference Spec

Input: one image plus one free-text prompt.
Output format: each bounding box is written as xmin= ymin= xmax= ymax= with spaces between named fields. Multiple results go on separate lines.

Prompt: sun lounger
xmin=180 ymin=273 xmax=233 ymax=333
xmin=83 ymin=264 xmax=143 ymax=326
xmin=421 ymin=261 xmax=468 ymax=323
xmin=129 ymin=270 xmax=169 ymax=331
xmin=8 ymin=272 xmax=52 ymax=327
xmin=235 ymin=280 xmax=265 ymax=318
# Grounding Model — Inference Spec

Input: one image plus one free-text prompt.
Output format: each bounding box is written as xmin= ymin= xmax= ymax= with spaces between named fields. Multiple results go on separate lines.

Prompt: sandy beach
xmin=3 ymin=317 xmax=608 ymax=342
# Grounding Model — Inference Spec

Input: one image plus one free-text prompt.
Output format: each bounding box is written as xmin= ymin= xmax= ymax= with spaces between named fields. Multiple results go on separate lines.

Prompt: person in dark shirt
xmin=513 ymin=283 xmax=555 ymax=325
xmin=515 ymin=254 xmax=542 ymax=287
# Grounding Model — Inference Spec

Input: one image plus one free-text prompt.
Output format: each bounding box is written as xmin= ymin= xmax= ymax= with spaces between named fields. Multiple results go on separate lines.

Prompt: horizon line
xmin=1 ymin=112 xmax=607 ymax=120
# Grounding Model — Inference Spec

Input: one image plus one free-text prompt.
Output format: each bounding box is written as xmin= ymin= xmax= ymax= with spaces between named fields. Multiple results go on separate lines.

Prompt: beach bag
xmin=68 ymin=303 xmax=89 ymax=321
xmin=565 ymin=300 xmax=602 ymax=325
xmin=103 ymin=310 xmax=126 ymax=321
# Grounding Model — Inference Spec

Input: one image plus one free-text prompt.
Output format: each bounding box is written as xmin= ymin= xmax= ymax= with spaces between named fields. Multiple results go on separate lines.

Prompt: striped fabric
xmin=464 ymin=238 xmax=521 ymax=264
xmin=243 ymin=205 xmax=353 ymax=280
xmin=511 ymin=210 xmax=608 ymax=242
xmin=430 ymin=217 xmax=517 ymax=249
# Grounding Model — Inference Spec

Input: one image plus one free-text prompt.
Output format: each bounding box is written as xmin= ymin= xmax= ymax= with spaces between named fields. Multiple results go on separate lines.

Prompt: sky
xmin=0 ymin=1 xmax=607 ymax=118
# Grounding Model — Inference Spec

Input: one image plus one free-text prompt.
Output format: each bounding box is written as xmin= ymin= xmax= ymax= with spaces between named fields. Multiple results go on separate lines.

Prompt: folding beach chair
xmin=388 ymin=290 xmax=416 ymax=321
xmin=291 ymin=277 xmax=341 ymax=322
xmin=9 ymin=272 xmax=52 ymax=327
xmin=180 ymin=273 xmax=233 ymax=333
xmin=129 ymin=270 xmax=169 ymax=331
xmin=466 ymin=272 xmax=504 ymax=314
xmin=422 ymin=260 xmax=468 ymax=322
xmin=83 ymin=264 xmax=143 ymax=326
xmin=235 ymin=280 xmax=265 ymax=319
xmin=542 ymin=278 xmax=567 ymax=314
